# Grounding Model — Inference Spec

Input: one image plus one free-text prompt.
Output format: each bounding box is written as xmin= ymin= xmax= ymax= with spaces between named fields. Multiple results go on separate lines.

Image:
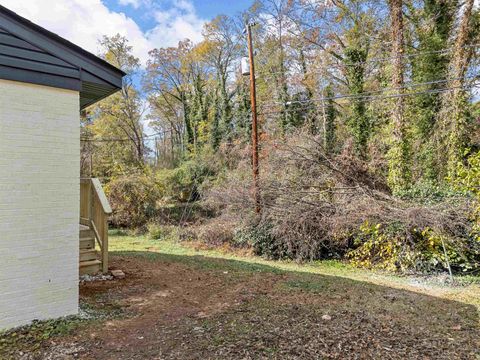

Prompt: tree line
xmin=81 ymin=0 xmax=480 ymax=194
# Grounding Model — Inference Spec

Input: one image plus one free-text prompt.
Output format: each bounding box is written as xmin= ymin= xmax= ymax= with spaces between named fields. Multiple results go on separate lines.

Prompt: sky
xmin=0 ymin=0 xmax=252 ymax=64
xmin=5 ymin=0 xmax=479 ymax=66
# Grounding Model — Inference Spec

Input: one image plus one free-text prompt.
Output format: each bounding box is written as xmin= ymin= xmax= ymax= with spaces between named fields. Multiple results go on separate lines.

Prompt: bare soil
xmin=10 ymin=253 xmax=480 ymax=359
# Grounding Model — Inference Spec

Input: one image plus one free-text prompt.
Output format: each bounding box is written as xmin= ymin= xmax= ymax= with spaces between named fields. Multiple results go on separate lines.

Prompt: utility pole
xmin=246 ymin=22 xmax=260 ymax=214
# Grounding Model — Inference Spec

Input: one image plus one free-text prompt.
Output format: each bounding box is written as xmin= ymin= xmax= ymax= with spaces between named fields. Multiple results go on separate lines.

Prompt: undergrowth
xmin=200 ymin=133 xmax=480 ymax=275
xmin=0 ymin=302 xmax=124 ymax=359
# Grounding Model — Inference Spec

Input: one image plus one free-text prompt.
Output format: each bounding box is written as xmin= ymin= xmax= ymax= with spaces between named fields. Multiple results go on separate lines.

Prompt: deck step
xmin=80 ymin=227 xmax=94 ymax=239
xmin=80 ymin=249 xmax=97 ymax=262
xmin=80 ymin=237 xmax=95 ymax=250
xmin=79 ymin=223 xmax=105 ymax=275
xmin=79 ymin=259 xmax=102 ymax=275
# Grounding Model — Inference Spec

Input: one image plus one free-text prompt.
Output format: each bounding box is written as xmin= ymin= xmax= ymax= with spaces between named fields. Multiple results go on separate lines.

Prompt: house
xmin=0 ymin=5 xmax=124 ymax=330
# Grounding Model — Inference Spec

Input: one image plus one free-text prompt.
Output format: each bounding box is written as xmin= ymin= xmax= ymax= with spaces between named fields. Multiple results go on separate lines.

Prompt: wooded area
xmin=81 ymin=0 xmax=480 ymax=275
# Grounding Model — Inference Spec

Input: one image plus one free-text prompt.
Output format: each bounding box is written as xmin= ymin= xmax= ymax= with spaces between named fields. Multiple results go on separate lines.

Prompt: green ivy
xmin=344 ymin=47 xmax=370 ymax=158
xmin=347 ymin=221 xmax=480 ymax=273
xmin=234 ymin=224 xmax=288 ymax=260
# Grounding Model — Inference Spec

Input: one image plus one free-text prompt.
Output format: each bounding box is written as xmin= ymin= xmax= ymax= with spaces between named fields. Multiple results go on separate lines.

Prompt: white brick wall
xmin=0 ymin=79 xmax=80 ymax=330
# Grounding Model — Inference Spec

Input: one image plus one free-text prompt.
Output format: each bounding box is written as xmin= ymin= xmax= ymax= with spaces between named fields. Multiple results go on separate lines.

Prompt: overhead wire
xmin=258 ymin=81 xmax=480 ymax=116
xmin=81 ymin=128 xmax=173 ymax=143
xmin=81 ymin=35 xmax=480 ymax=143
xmin=259 ymin=75 xmax=480 ymax=108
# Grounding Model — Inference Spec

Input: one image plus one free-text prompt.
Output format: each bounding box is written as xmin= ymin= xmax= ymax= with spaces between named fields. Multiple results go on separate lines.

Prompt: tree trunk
xmin=388 ymin=0 xmax=411 ymax=192
xmin=182 ymin=95 xmax=194 ymax=148
xmin=442 ymin=0 xmax=475 ymax=178
xmin=344 ymin=47 xmax=369 ymax=158
xmin=299 ymin=49 xmax=316 ymax=134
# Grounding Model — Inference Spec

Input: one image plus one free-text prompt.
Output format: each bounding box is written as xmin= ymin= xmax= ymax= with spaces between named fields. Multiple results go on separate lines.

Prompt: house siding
xmin=0 ymin=79 xmax=80 ymax=330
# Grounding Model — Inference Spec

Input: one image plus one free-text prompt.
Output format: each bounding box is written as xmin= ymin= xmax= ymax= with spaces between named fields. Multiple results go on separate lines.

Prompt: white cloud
xmin=118 ymin=0 xmax=142 ymax=8
xmin=0 ymin=0 xmax=206 ymax=64
xmin=147 ymin=0 xmax=206 ymax=47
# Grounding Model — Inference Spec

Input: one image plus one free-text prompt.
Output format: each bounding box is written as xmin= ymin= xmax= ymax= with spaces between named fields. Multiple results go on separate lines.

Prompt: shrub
xmin=205 ymin=130 xmax=478 ymax=273
xmin=234 ymin=223 xmax=287 ymax=259
xmin=454 ymin=151 xmax=480 ymax=238
xmin=196 ymin=217 xmax=236 ymax=247
xmin=396 ymin=180 xmax=464 ymax=205
xmin=156 ymin=150 xmax=222 ymax=202
xmin=347 ymin=222 xmax=403 ymax=272
xmin=147 ymin=223 xmax=175 ymax=240
xmin=348 ymin=221 xmax=480 ymax=273
xmin=106 ymin=173 xmax=160 ymax=228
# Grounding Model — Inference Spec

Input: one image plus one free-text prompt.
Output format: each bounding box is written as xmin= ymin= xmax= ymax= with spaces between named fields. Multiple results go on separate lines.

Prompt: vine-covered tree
xmin=82 ymin=34 xmax=146 ymax=178
xmin=387 ymin=0 xmax=411 ymax=192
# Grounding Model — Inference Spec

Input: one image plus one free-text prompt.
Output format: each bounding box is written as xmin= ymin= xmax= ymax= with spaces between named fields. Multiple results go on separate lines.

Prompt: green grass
xmin=110 ymin=231 xmax=352 ymax=275
xmin=109 ymin=230 xmax=480 ymax=308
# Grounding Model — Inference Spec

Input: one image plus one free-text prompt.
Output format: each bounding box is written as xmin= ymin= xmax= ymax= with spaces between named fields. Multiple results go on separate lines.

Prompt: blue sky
xmin=191 ymin=0 xmax=252 ymax=19
xmin=104 ymin=0 xmax=252 ymax=32
xmin=1 ymin=0 xmax=253 ymax=64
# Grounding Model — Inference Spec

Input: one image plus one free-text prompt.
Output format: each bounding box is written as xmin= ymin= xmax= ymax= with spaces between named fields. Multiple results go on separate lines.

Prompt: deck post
xmin=88 ymin=179 xmax=93 ymax=222
xmin=102 ymin=217 xmax=109 ymax=273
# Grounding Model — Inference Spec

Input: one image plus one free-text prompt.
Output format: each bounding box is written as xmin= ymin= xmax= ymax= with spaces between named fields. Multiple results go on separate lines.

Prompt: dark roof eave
xmin=81 ymin=87 xmax=122 ymax=110
xmin=0 ymin=4 xmax=126 ymax=88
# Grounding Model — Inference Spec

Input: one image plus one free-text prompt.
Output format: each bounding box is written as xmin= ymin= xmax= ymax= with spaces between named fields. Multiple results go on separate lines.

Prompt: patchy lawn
xmin=2 ymin=232 xmax=480 ymax=359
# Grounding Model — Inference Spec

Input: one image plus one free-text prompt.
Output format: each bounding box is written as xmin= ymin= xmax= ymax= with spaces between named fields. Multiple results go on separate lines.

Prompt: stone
xmin=196 ymin=311 xmax=208 ymax=319
xmin=79 ymin=273 xmax=113 ymax=284
xmin=322 ymin=314 xmax=332 ymax=321
xmin=111 ymin=270 xmax=126 ymax=279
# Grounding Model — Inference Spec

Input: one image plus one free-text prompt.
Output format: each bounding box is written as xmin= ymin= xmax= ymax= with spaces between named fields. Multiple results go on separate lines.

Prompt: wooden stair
xmin=80 ymin=178 xmax=112 ymax=276
xmin=79 ymin=224 xmax=102 ymax=275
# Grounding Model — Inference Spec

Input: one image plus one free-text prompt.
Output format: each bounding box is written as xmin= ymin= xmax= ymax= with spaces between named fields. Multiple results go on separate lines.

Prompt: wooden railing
xmin=80 ymin=178 xmax=112 ymax=273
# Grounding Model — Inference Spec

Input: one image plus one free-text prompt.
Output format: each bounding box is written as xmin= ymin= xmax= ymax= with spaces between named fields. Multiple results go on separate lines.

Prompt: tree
xmin=296 ymin=0 xmax=380 ymax=157
xmin=144 ymin=40 xmax=197 ymax=150
xmin=440 ymin=0 xmax=478 ymax=179
xmin=323 ymin=85 xmax=337 ymax=154
xmin=387 ymin=0 xmax=411 ymax=192
xmin=83 ymin=34 xmax=146 ymax=178
xmin=255 ymin=0 xmax=296 ymax=134
xmin=147 ymin=93 xmax=185 ymax=168
xmin=201 ymin=15 xmax=242 ymax=146
xmin=406 ymin=0 xmax=459 ymax=180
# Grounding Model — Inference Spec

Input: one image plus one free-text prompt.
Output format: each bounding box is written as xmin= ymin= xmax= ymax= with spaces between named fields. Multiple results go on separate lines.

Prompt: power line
xmin=258 ymin=82 xmax=479 ymax=116
xmin=81 ymin=46 xmax=480 ymax=143
xmin=260 ymin=75 xmax=480 ymax=108
xmin=81 ymin=129 xmax=173 ymax=143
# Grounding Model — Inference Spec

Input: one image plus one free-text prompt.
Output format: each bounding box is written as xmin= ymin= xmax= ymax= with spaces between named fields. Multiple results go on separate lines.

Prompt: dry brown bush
xmin=196 ymin=215 xmax=237 ymax=247
xmin=203 ymin=130 xmax=475 ymax=270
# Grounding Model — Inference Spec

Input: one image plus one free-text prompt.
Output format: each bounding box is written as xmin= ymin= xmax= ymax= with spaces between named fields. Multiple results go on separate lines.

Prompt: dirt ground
xmin=7 ymin=252 xmax=480 ymax=359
